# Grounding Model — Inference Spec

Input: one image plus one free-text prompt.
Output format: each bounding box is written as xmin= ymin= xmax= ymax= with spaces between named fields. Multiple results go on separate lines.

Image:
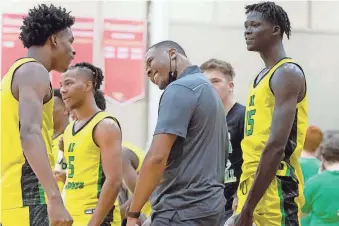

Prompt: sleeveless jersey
xmin=63 ymin=111 xmax=121 ymax=216
xmin=1 ymin=58 xmax=54 ymax=210
xmin=122 ymin=142 xmax=152 ymax=216
xmin=241 ymin=58 xmax=308 ymax=183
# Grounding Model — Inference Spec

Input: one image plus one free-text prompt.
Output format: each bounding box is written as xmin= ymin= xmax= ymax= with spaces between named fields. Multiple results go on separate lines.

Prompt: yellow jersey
xmin=63 ymin=111 xmax=121 ymax=218
xmin=241 ymin=58 xmax=308 ymax=183
xmin=122 ymin=142 xmax=152 ymax=217
xmin=1 ymin=58 xmax=54 ymax=210
xmin=52 ymin=134 xmax=63 ymax=169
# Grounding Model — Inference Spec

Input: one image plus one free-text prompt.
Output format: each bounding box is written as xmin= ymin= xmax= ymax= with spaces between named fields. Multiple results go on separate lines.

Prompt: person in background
xmin=52 ymin=88 xmax=70 ymax=192
xmin=302 ymin=135 xmax=339 ymax=226
xmin=299 ymin=126 xmax=323 ymax=182
xmin=200 ymin=59 xmax=245 ymax=223
xmin=120 ymin=142 xmax=152 ymax=226
xmin=299 ymin=126 xmax=323 ymax=226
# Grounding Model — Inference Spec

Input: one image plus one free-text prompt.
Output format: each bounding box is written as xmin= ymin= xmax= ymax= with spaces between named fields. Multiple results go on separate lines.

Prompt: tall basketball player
xmin=1 ymin=4 xmax=75 ymax=226
xmin=235 ymin=2 xmax=308 ymax=226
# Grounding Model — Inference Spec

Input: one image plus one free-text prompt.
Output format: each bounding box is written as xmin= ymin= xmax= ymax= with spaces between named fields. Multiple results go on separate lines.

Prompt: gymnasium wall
xmin=1 ymin=1 xmax=338 ymax=149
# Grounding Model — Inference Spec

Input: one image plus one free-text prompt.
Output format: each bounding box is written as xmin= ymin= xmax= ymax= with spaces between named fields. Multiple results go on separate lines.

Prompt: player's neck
xmin=75 ymin=100 xmax=101 ymax=121
xmin=259 ymin=41 xmax=287 ymax=68
xmin=224 ymin=95 xmax=236 ymax=115
xmin=26 ymin=47 xmax=52 ymax=71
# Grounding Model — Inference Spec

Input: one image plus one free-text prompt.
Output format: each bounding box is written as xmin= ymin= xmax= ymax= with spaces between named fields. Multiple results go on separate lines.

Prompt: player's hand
xmin=233 ymin=207 xmax=254 ymax=226
xmin=59 ymin=137 xmax=64 ymax=152
xmin=126 ymin=217 xmax=138 ymax=226
xmin=54 ymin=171 xmax=66 ymax=183
xmin=48 ymin=197 xmax=73 ymax=226
xmin=232 ymin=197 xmax=238 ymax=212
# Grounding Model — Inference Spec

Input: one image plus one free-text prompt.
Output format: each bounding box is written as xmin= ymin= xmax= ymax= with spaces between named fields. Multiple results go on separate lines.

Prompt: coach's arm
xmin=127 ymin=85 xmax=197 ymax=225
xmin=237 ymin=64 xmax=305 ymax=220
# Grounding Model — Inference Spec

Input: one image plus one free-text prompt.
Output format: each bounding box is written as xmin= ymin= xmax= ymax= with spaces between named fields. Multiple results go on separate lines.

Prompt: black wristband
xmin=126 ymin=211 xmax=141 ymax=219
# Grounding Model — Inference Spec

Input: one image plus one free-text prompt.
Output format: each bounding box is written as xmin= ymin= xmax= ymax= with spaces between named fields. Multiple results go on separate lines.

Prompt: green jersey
xmin=299 ymin=157 xmax=321 ymax=182
xmin=302 ymin=170 xmax=339 ymax=226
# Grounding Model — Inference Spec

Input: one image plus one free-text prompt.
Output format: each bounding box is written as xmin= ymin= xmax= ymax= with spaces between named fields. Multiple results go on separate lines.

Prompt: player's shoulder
xmin=15 ymin=61 xmax=48 ymax=79
xmin=275 ymin=62 xmax=305 ymax=82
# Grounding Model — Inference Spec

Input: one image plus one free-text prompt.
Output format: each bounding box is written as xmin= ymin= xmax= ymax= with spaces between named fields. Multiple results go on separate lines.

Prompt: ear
xmin=85 ymin=80 xmax=93 ymax=92
xmin=168 ymin=48 xmax=177 ymax=60
xmin=228 ymin=80 xmax=234 ymax=92
xmin=50 ymin=34 xmax=58 ymax=47
xmin=272 ymin=25 xmax=281 ymax=36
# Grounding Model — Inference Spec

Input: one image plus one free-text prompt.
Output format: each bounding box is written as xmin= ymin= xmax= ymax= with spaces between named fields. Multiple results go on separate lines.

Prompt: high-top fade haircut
xmin=69 ymin=62 xmax=106 ymax=111
xmin=245 ymin=1 xmax=291 ymax=39
xmin=19 ymin=4 xmax=75 ymax=48
xmin=148 ymin=40 xmax=187 ymax=57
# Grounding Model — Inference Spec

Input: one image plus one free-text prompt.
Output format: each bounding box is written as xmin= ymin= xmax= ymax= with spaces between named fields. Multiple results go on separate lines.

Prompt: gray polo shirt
xmin=151 ymin=66 xmax=228 ymax=220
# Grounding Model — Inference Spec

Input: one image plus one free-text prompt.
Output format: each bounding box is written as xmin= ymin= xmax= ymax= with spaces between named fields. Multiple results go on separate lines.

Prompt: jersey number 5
xmin=68 ymin=156 xmax=75 ymax=178
xmin=246 ymin=109 xmax=256 ymax=136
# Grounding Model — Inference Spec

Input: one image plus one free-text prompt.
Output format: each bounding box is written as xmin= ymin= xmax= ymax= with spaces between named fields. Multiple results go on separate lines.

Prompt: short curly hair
xmin=19 ymin=4 xmax=75 ymax=48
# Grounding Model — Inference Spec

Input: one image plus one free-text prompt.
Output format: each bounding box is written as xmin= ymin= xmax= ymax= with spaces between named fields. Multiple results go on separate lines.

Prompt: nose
xmin=72 ymin=50 xmax=76 ymax=56
xmin=60 ymin=85 xmax=67 ymax=95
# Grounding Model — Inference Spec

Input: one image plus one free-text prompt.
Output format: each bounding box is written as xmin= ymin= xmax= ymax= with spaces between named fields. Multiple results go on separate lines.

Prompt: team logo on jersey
xmin=224 ymin=132 xmax=236 ymax=183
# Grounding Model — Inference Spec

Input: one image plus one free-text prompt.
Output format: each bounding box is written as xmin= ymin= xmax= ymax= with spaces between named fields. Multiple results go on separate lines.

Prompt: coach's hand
xmin=48 ymin=196 xmax=73 ymax=226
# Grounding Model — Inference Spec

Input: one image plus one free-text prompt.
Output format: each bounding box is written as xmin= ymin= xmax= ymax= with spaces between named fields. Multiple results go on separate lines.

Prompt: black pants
xmin=151 ymin=211 xmax=223 ymax=226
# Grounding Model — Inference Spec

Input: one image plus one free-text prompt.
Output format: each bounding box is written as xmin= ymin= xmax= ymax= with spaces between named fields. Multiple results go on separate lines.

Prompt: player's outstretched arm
xmin=241 ymin=64 xmax=305 ymax=215
xmin=89 ymin=118 xmax=123 ymax=226
xmin=17 ymin=62 xmax=63 ymax=202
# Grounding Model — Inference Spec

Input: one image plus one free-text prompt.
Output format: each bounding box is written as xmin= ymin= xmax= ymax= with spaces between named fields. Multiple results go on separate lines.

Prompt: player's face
xmin=204 ymin=69 xmax=233 ymax=104
xmin=60 ymin=69 xmax=90 ymax=110
xmin=53 ymin=96 xmax=68 ymax=129
xmin=145 ymin=48 xmax=171 ymax=90
xmin=52 ymin=28 xmax=75 ymax=72
xmin=244 ymin=11 xmax=276 ymax=51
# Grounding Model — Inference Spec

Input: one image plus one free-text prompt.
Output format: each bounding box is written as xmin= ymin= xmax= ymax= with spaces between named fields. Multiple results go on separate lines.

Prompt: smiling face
xmin=244 ymin=11 xmax=280 ymax=52
xmin=51 ymin=27 xmax=75 ymax=72
xmin=145 ymin=47 xmax=176 ymax=90
xmin=60 ymin=68 xmax=93 ymax=110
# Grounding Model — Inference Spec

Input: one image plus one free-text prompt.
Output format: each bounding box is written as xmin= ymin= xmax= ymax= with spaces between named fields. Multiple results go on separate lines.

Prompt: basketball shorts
xmin=236 ymin=175 xmax=303 ymax=226
xmin=71 ymin=206 xmax=121 ymax=226
xmin=1 ymin=204 xmax=49 ymax=226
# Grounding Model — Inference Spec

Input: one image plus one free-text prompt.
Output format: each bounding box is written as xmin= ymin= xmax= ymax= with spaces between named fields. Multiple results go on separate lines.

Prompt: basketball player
xmin=200 ymin=59 xmax=245 ymax=222
xmin=60 ymin=62 xmax=123 ymax=226
xmin=120 ymin=142 xmax=152 ymax=224
xmin=235 ymin=2 xmax=308 ymax=226
xmin=1 ymin=4 xmax=74 ymax=226
xmin=52 ymin=88 xmax=70 ymax=191
xmin=127 ymin=41 xmax=227 ymax=226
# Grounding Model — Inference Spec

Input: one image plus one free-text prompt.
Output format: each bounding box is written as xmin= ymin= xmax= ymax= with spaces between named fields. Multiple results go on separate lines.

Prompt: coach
xmin=126 ymin=40 xmax=228 ymax=226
